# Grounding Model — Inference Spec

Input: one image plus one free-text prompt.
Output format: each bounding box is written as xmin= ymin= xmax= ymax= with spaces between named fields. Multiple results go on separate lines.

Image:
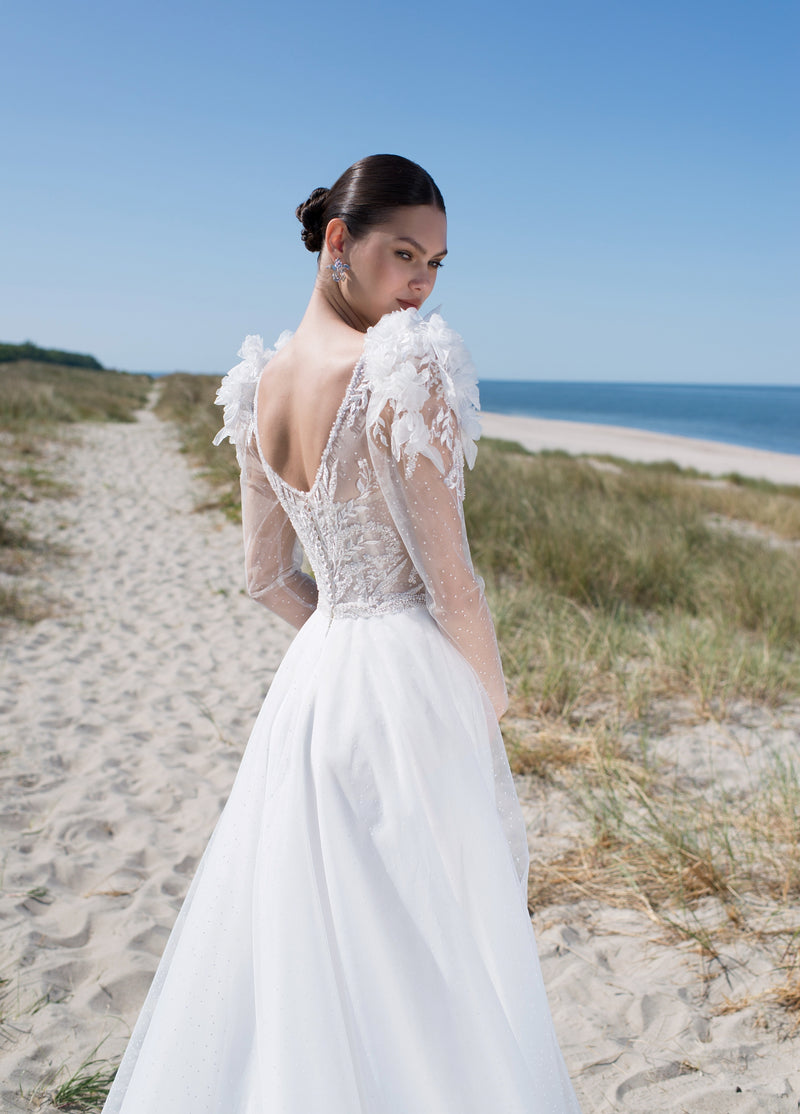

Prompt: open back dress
xmin=101 ymin=308 xmax=582 ymax=1113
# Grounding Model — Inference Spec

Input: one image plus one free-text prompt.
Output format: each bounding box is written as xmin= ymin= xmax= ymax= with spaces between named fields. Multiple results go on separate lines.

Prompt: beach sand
xmin=1 ymin=402 xmax=798 ymax=1112
xmin=481 ymin=411 xmax=800 ymax=486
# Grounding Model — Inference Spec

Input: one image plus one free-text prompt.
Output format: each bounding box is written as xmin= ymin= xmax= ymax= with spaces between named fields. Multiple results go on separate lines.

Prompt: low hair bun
xmin=295 ymin=186 xmax=330 ymax=253
xmin=295 ymin=157 xmax=445 ymax=259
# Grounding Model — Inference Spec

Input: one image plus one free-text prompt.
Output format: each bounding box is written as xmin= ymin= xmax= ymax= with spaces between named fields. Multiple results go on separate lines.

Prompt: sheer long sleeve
xmin=240 ymin=434 xmax=318 ymax=629
xmin=212 ymin=332 xmax=316 ymax=630
xmin=366 ymin=359 xmax=508 ymax=721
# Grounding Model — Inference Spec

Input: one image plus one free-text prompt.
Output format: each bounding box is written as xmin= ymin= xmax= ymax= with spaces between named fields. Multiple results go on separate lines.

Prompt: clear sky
xmin=2 ymin=0 xmax=797 ymax=383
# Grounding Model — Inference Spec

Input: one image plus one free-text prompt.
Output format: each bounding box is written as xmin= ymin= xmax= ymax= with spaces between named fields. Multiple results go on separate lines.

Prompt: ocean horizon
xmin=138 ymin=371 xmax=799 ymax=459
xmin=478 ymin=381 xmax=800 ymax=458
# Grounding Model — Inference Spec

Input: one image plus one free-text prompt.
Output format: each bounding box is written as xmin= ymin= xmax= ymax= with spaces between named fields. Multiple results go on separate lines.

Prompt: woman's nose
xmin=410 ymin=266 xmax=432 ymax=291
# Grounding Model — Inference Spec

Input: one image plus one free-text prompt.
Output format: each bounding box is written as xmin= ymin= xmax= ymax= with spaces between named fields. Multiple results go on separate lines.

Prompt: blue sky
xmin=2 ymin=0 xmax=797 ymax=383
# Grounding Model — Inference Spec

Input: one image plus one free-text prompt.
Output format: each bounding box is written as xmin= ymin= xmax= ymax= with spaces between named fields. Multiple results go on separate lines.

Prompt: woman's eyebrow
xmin=395 ymin=236 xmax=448 ymax=258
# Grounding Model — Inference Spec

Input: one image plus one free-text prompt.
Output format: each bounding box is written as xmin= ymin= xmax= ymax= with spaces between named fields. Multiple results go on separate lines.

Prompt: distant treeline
xmin=0 ymin=341 xmax=104 ymax=370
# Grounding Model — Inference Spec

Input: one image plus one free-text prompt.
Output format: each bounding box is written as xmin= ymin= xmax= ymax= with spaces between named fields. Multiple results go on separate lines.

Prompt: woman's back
xmin=244 ymin=312 xmax=456 ymax=621
xmin=230 ymin=308 xmax=511 ymax=718
xmin=255 ymin=324 xmax=365 ymax=494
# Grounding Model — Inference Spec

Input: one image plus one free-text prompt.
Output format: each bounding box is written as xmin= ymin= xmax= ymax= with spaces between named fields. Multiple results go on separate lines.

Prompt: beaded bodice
xmin=255 ymin=368 xmax=427 ymax=619
xmin=213 ymin=307 xmax=508 ymax=718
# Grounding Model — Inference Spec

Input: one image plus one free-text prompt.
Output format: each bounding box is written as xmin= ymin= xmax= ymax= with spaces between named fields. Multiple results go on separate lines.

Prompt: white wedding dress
xmin=102 ymin=309 xmax=582 ymax=1113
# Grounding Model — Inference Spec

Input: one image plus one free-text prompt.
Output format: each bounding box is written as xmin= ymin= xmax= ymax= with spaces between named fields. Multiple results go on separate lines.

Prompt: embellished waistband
xmin=316 ymin=590 xmax=427 ymax=621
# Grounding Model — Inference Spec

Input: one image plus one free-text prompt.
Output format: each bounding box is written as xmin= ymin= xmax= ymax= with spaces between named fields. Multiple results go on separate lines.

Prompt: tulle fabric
xmin=103 ymin=606 xmax=580 ymax=1113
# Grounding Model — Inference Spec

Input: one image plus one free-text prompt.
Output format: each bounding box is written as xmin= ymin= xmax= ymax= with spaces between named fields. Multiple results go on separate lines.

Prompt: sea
xmin=478 ymin=381 xmax=800 ymax=457
xmin=141 ymin=369 xmax=799 ymax=458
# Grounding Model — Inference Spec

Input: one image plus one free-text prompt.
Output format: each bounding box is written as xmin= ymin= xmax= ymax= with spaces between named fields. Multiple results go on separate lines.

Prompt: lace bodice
xmin=214 ymin=308 xmax=507 ymax=716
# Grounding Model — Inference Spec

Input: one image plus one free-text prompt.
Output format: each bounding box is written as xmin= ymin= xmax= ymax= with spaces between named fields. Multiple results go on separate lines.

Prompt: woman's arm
xmin=368 ymin=383 xmax=508 ymax=720
xmin=240 ymin=434 xmax=318 ymax=629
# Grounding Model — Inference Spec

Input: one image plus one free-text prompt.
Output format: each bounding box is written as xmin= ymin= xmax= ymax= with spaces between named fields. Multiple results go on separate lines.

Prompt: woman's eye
xmin=430 ymin=260 xmax=444 ymax=270
xmin=396 ymin=251 xmax=412 ymax=260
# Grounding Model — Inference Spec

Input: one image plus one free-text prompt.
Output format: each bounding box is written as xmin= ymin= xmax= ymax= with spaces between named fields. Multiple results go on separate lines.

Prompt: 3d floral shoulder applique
xmin=362 ymin=308 xmax=481 ymax=485
xmin=213 ymin=330 xmax=292 ymax=467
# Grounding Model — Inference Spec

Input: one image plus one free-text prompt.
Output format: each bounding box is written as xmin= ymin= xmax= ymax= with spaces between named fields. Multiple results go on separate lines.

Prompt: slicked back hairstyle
xmin=295 ymin=154 xmax=445 ymax=254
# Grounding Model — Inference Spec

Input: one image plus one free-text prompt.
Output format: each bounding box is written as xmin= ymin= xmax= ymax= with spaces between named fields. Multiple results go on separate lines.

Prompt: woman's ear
xmin=324 ymin=217 xmax=348 ymax=259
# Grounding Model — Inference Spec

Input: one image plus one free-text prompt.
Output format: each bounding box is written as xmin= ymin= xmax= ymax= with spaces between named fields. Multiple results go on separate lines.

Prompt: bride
xmin=102 ymin=154 xmax=583 ymax=1113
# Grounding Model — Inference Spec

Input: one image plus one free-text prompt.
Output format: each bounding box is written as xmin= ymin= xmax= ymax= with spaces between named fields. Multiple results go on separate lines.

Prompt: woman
xmin=102 ymin=154 xmax=582 ymax=1113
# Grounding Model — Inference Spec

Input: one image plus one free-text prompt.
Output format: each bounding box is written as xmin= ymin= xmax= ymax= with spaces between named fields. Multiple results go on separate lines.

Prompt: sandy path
xmin=0 ymin=399 xmax=293 ymax=1107
xmin=1 ymin=400 xmax=798 ymax=1112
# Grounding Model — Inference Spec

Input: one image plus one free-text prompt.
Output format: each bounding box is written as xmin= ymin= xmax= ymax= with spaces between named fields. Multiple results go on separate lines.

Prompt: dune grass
xmin=466 ymin=447 xmax=800 ymax=641
xmin=0 ymin=489 xmax=60 ymax=622
xmin=0 ymin=360 xmax=149 ymax=431
xmin=154 ymin=373 xmax=240 ymax=517
xmin=521 ymin=711 xmax=800 ymax=1029
xmin=25 ymin=1047 xmax=117 ymax=1112
xmin=465 ymin=445 xmax=799 ymax=716
xmin=465 ymin=442 xmax=800 ymax=995
xmin=461 ymin=445 xmax=800 ymax=1019
xmin=528 ymin=731 xmax=800 ymax=912
xmin=50 ymin=1059 xmax=117 ymax=1111
xmin=1 ymin=970 xmax=115 ymax=1111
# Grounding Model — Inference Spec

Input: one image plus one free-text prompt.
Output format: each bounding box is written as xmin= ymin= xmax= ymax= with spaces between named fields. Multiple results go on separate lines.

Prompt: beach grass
xmin=467 ymin=443 xmax=800 ymax=714
xmin=26 ymin=1049 xmax=118 ymax=1112
xmin=0 ymin=496 xmax=60 ymax=622
xmin=154 ymin=373 xmax=240 ymax=517
xmin=50 ymin=1059 xmax=117 ymax=1111
xmin=466 ymin=445 xmax=800 ymax=641
xmin=0 ymin=360 xmax=149 ymax=431
xmin=524 ymin=716 xmax=800 ymax=1009
xmin=466 ymin=440 xmax=800 ymax=998
xmin=1 ymin=970 xmax=117 ymax=1111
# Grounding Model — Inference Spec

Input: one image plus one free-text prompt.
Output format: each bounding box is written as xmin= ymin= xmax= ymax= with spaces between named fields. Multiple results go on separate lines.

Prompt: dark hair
xmin=295 ymin=154 xmax=445 ymax=254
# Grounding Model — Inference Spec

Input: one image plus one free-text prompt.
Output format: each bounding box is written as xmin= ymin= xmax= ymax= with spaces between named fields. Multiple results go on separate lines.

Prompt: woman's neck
xmin=297 ymin=269 xmax=369 ymax=336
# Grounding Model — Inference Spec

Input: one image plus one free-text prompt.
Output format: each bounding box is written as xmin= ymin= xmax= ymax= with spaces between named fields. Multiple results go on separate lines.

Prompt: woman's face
xmin=328 ymin=205 xmax=448 ymax=327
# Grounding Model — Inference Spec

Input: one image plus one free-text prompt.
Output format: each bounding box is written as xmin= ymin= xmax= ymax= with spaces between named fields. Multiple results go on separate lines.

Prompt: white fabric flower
xmin=363 ymin=308 xmax=482 ymax=476
xmin=425 ymin=312 xmax=481 ymax=468
xmin=213 ymin=330 xmax=292 ymax=466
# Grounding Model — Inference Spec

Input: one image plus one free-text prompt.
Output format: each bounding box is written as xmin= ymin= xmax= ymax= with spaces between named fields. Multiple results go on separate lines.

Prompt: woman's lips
xmin=397 ymin=300 xmax=419 ymax=310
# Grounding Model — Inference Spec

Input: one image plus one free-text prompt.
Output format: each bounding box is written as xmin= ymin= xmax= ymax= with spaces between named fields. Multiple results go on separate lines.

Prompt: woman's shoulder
xmin=362 ymin=308 xmax=481 ymax=469
xmin=212 ymin=329 xmax=293 ymax=463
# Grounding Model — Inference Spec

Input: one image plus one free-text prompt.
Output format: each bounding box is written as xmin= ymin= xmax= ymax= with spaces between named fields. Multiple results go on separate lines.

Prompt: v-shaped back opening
xmin=253 ymin=353 xmax=367 ymax=498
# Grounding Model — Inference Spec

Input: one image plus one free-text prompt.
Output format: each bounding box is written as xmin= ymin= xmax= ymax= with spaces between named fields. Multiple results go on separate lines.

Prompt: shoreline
xmin=480 ymin=411 xmax=800 ymax=486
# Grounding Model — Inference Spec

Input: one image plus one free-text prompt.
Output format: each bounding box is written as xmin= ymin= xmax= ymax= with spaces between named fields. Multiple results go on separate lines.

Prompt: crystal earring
xmin=329 ymin=258 xmax=350 ymax=283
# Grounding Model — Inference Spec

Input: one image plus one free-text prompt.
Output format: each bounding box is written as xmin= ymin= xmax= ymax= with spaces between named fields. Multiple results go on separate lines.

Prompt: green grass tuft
xmin=50 ymin=1057 xmax=117 ymax=1111
xmin=0 ymin=360 xmax=150 ymax=432
xmin=154 ymin=373 xmax=241 ymax=518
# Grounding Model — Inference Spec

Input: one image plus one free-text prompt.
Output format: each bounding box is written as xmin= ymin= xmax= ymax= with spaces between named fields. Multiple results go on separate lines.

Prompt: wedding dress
xmin=102 ymin=308 xmax=582 ymax=1113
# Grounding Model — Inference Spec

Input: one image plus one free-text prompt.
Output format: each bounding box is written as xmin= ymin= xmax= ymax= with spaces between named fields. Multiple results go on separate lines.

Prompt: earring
xmin=329 ymin=258 xmax=350 ymax=283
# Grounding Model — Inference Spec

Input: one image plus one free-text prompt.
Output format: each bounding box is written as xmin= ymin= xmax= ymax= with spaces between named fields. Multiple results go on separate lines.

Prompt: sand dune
xmin=1 ymin=400 xmax=798 ymax=1111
